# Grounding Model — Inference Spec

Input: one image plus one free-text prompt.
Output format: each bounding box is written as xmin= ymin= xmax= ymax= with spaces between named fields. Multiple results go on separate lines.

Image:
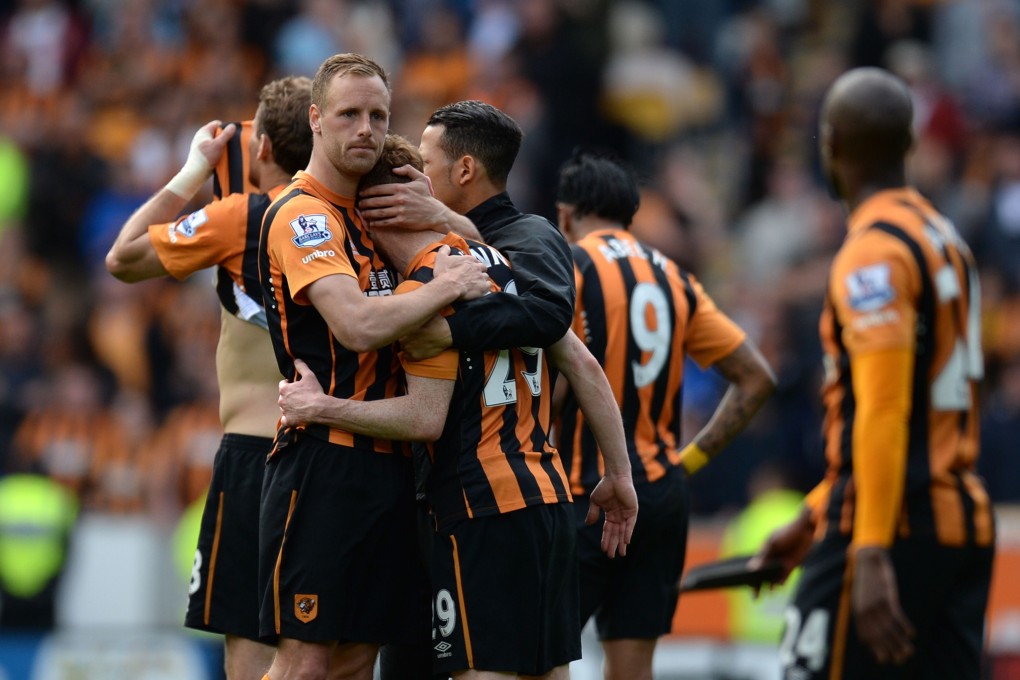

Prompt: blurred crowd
xmin=1 ymin=0 xmax=1019 ymax=527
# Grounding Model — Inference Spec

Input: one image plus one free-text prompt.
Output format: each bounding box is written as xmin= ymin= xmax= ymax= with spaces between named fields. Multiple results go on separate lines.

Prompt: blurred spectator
xmin=23 ymin=98 xmax=109 ymax=275
xmin=146 ymin=398 xmax=222 ymax=523
xmin=393 ymin=2 xmax=474 ymax=141
xmin=0 ymin=462 xmax=78 ymax=630
xmin=1 ymin=0 xmax=87 ymax=102
xmin=850 ymin=0 xmax=931 ymax=70
xmin=980 ymin=357 xmax=1020 ymax=503
xmin=9 ymin=361 xmax=147 ymax=513
xmin=973 ymin=128 xmax=1020 ymax=293
xmin=601 ymin=1 xmax=723 ymax=146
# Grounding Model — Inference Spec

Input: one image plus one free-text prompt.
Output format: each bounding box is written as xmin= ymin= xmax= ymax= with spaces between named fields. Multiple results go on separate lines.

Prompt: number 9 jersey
xmin=558 ymin=228 xmax=746 ymax=496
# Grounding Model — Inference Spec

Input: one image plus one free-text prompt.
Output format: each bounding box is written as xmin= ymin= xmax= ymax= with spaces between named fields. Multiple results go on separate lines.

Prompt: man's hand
xmin=358 ymin=165 xmax=449 ymax=231
xmin=749 ymin=505 xmax=815 ymax=593
xmin=853 ymin=546 xmax=915 ymax=665
xmin=166 ymin=120 xmax=235 ymax=198
xmin=587 ymin=473 xmax=638 ymax=558
xmin=401 ymin=315 xmax=453 ymax=361
xmin=432 ymin=245 xmax=489 ymax=300
xmin=278 ymin=358 xmax=326 ymax=428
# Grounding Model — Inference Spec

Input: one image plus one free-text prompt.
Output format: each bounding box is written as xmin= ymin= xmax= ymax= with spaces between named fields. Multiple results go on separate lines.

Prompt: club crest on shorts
xmin=290 ymin=214 xmax=331 ymax=248
xmin=294 ymin=594 xmax=318 ymax=623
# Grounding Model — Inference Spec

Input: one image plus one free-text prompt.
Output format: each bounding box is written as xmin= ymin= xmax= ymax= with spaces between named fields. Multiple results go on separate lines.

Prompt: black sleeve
xmin=446 ymin=216 xmax=575 ymax=351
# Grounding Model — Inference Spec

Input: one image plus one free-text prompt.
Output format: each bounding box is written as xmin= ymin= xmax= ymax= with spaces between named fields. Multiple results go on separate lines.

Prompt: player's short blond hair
xmin=311 ymin=53 xmax=390 ymax=110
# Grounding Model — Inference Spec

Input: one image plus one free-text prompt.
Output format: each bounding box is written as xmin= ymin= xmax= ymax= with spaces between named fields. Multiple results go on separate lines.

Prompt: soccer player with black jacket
xmin=358 ymin=100 xmax=575 ymax=358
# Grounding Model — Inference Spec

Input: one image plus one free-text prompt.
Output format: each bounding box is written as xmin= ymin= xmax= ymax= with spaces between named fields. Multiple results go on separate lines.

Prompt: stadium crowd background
xmin=1 ymin=0 xmax=1019 ymax=640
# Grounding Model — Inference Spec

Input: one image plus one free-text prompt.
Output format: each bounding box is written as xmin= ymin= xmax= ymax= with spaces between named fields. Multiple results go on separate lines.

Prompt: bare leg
xmin=601 ymin=639 xmax=655 ymax=680
xmin=224 ymin=635 xmax=275 ymax=680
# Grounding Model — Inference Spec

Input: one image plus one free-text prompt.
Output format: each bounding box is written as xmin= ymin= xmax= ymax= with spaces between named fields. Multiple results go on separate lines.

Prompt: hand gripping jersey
xmin=397 ymin=233 xmax=572 ymax=528
xmin=259 ymin=171 xmax=402 ymax=454
xmin=816 ymin=188 xmax=993 ymax=548
xmin=149 ymin=120 xmax=275 ymax=330
xmin=558 ymin=228 xmax=745 ymax=495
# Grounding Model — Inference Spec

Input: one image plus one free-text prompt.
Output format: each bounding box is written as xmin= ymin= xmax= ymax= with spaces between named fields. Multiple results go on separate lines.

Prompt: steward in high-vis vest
xmin=0 ymin=473 xmax=78 ymax=629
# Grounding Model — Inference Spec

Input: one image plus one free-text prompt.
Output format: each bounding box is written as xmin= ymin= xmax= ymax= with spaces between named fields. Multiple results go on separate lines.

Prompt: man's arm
xmin=677 ymin=339 xmax=777 ymax=475
xmin=358 ymin=167 xmax=481 ymax=240
xmin=848 ymin=347 xmax=916 ymax=665
xmin=549 ymin=331 xmax=637 ymax=558
xmin=106 ymin=121 xmax=235 ymax=282
xmin=279 ymin=359 xmax=453 ymax=441
xmin=306 ymin=245 xmax=490 ymax=352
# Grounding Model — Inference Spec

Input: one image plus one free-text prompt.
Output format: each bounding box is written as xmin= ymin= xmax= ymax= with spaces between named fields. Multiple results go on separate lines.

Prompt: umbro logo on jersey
xmin=294 ymin=594 xmax=318 ymax=623
xmin=290 ymin=214 xmax=332 ymax=248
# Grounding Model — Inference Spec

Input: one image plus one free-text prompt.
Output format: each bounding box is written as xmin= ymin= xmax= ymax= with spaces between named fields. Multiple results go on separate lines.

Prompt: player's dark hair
xmin=556 ymin=151 xmax=640 ymax=227
xmin=426 ymin=100 xmax=523 ymax=187
xmin=257 ymin=75 xmax=313 ymax=176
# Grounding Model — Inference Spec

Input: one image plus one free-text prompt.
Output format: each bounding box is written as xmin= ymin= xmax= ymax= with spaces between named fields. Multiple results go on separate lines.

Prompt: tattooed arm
xmin=678 ymin=339 xmax=776 ymax=474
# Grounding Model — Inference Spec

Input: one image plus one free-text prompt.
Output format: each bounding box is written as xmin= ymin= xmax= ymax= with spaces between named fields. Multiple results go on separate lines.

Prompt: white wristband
xmin=166 ymin=126 xmax=215 ymax=199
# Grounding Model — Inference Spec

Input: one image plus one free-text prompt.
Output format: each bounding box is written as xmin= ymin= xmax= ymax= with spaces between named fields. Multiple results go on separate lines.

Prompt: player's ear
xmin=309 ymin=104 xmax=322 ymax=135
xmin=257 ymin=133 xmax=272 ymax=162
xmin=555 ymin=202 xmax=574 ymax=239
xmin=458 ymin=155 xmax=477 ymax=186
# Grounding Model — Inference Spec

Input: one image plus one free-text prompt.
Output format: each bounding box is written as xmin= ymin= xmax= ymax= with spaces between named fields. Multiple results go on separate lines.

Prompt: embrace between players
xmin=107 ymin=51 xmax=993 ymax=680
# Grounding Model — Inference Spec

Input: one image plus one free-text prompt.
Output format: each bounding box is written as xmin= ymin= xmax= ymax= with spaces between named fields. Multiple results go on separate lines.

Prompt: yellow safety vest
xmin=0 ymin=474 xmax=78 ymax=598
xmin=721 ymin=488 xmax=804 ymax=643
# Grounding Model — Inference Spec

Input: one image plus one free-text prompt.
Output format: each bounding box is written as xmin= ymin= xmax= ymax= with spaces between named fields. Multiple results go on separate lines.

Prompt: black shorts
xmin=258 ymin=435 xmax=419 ymax=644
xmin=577 ymin=465 xmax=689 ymax=640
xmin=431 ymin=503 xmax=580 ymax=676
xmin=185 ymin=433 xmax=273 ymax=641
xmin=783 ymin=533 xmax=994 ymax=680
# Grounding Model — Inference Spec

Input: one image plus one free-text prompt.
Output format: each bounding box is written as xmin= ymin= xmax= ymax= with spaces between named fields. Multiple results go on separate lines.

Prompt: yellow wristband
xmin=678 ymin=442 xmax=711 ymax=475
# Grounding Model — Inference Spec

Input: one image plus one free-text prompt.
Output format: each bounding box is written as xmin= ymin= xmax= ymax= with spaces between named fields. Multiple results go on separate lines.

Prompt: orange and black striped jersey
xmin=212 ymin=120 xmax=257 ymax=199
xmin=399 ymin=233 xmax=572 ymax=528
xmin=149 ymin=184 xmax=286 ymax=329
xmin=259 ymin=170 xmax=402 ymax=454
xmin=558 ymin=229 xmax=745 ymax=495
xmin=816 ymin=187 xmax=992 ymax=548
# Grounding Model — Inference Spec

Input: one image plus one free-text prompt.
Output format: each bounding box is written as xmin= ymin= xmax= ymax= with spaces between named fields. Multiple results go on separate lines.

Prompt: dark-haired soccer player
xmin=105 ymin=75 xmax=313 ymax=680
xmin=754 ymin=67 xmax=993 ymax=680
xmin=553 ymin=151 xmax=776 ymax=680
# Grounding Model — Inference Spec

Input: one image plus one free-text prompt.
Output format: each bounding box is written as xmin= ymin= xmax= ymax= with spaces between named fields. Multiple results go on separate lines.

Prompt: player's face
xmin=315 ymin=73 xmax=390 ymax=179
xmin=419 ymin=124 xmax=459 ymax=210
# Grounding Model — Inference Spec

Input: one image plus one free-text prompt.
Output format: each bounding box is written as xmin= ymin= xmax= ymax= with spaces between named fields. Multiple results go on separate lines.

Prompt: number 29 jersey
xmin=558 ymin=229 xmax=745 ymax=495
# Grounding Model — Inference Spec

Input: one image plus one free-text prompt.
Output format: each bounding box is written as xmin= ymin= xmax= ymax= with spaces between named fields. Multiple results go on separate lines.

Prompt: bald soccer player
xmin=754 ymin=67 xmax=994 ymax=680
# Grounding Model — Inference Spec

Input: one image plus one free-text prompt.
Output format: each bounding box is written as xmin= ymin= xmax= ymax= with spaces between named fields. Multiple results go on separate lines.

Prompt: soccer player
xmin=105 ymin=75 xmax=313 ymax=680
xmin=753 ymin=67 xmax=994 ymax=680
xmin=255 ymin=54 xmax=489 ymax=680
xmin=554 ymin=152 xmax=776 ymax=680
